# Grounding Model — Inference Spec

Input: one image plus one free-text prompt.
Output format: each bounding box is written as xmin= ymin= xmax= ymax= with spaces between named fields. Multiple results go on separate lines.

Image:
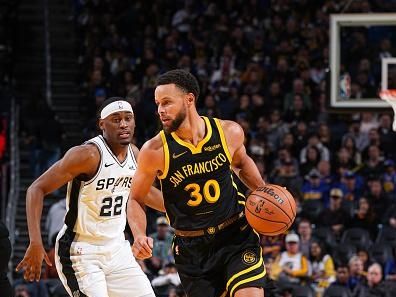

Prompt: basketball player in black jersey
xmin=128 ymin=70 xmax=268 ymax=297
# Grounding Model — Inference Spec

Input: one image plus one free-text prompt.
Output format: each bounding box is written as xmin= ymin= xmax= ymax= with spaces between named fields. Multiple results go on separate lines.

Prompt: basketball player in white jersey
xmin=16 ymin=98 xmax=164 ymax=297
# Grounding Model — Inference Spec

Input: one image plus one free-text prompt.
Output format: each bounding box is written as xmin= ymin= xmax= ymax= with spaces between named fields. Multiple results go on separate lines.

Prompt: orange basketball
xmin=245 ymin=184 xmax=296 ymax=236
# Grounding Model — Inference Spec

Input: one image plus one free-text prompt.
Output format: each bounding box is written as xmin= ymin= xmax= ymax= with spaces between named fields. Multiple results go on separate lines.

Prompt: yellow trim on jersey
xmin=231 ymin=174 xmax=246 ymax=202
xmin=165 ymin=212 xmax=171 ymax=224
xmin=214 ymin=118 xmax=232 ymax=163
xmin=226 ymin=248 xmax=264 ymax=291
xmin=238 ymin=192 xmax=245 ymax=199
xmin=238 ymin=200 xmax=246 ymax=206
xmin=230 ymin=266 xmax=266 ymax=297
xmin=170 ymin=117 xmax=212 ymax=154
xmin=158 ymin=131 xmax=170 ymax=179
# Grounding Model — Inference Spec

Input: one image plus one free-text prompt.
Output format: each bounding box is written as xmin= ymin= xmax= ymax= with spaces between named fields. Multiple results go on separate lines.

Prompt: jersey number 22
xmin=100 ymin=196 xmax=123 ymax=217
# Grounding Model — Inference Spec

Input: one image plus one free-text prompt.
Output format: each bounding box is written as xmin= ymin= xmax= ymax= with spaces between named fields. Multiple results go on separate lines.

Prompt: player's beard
xmin=164 ymin=108 xmax=186 ymax=133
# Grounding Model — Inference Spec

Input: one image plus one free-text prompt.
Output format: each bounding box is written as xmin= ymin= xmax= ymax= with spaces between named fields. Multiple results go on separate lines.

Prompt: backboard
xmin=330 ymin=13 xmax=396 ymax=108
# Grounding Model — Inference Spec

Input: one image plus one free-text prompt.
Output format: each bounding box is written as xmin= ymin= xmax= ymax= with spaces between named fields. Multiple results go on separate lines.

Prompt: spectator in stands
xmin=342 ymin=135 xmax=362 ymax=165
xmin=271 ymin=157 xmax=303 ymax=191
xmin=318 ymin=123 xmax=333 ymax=152
xmin=13 ymin=280 xmax=49 ymax=297
xmin=309 ymin=240 xmax=336 ymax=295
xmin=293 ymin=121 xmax=309 ymax=155
xmin=199 ymin=94 xmax=221 ymax=118
xmin=382 ymin=159 xmax=396 ymax=199
xmin=267 ymin=109 xmax=289 ymax=152
xmin=361 ymin=144 xmax=384 ymax=178
xmin=283 ymin=78 xmax=312 ymax=112
xmin=342 ymin=117 xmax=369 ymax=153
xmin=283 ymin=93 xmax=312 ymax=125
xmin=347 ymin=197 xmax=377 ymax=240
xmin=357 ymin=248 xmax=372 ymax=273
xmin=360 ymin=112 xmax=379 ymax=135
xmin=366 ymin=178 xmax=392 ymax=225
xmin=151 ymin=263 xmax=181 ymax=296
xmin=363 ymin=263 xmax=393 ymax=297
xmin=334 ymin=147 xmax=356 ymax=175
xmin=317 ymin=160 xmax=333 ymax=188
xmin=362 ymin=128 xmax=382 ymax=158
xmin=301 ymin=169 xmax=329 ymax=205
xmin=146 ymin=216 xmax=174 ymax=275
xmin=297 ymin=218 xmax=313 ymax=258
xmin=339 ymin=171 xmax=364 ymax=202
xmin=327 ymin=264 xmax=355 ymax=296
xmin=272 ymin=148 xmax=298 ymax=172
xmin=300 ymin=133 xmax=330 ymax=164
xmin=318 ymin=188 xmax=350 ymax=238
xmin=378 ymin=114 xmax=396 ymax=158
xmin=300 ymin=147 xmax=322 ymax=178
xmin=348 ymin=255 xmax=366 ymax=296
xmin=261 ymin=234 xmax=285 ymax=261
xmin=45 ymin=198 xmax=66 ymax=247
xmin=272 ymin=233 xmax=309 ymax=284
xmin=384 ymin=248 xmax=396 ymax=281
xmin=280 ymin=133 xmax=298 ymax=158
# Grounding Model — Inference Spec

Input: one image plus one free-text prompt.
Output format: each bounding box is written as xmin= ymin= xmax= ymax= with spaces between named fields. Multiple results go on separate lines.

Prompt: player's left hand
xmin=132 ymin=235 xmax=153 ymax=260
xmin=15 ymin=242 xmax=52 ymax=282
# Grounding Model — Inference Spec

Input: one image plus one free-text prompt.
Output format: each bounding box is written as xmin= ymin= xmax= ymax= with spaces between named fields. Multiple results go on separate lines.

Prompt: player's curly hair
xmin=156 ymin=69 xmax=200 ymax=103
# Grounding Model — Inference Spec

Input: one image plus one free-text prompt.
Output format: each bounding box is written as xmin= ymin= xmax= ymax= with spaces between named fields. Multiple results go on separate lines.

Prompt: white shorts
xmin=54 ymin=227 xmax=154 ymax=297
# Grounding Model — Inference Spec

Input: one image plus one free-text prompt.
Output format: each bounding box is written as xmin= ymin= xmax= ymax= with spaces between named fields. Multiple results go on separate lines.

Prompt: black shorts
xmin=173 ymin=217 xmax=267 ymax=297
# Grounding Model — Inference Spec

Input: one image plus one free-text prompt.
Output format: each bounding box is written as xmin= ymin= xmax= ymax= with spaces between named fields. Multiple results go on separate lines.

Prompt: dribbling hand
xmin=16 ymin=242 xmax=52 ymax=282
xmin=132 ymin=235 xmax=153 ymax=260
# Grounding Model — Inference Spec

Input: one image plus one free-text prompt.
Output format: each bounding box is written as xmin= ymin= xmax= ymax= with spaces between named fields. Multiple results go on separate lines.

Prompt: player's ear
xmin=98 ymin=119 xmax=105 ymax=131
xmin=186 ymin=93 xmax=195 ymax=106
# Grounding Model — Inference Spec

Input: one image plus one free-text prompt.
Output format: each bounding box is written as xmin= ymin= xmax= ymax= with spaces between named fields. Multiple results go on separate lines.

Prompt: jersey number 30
xmin=100 ymin=196 xmax=123 ymax=216
xmin=184 ymin=179 xmax=220 ymax=207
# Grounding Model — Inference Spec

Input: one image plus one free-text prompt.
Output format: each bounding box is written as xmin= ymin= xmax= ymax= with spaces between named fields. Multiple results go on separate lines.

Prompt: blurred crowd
xmin=13 ymin=0 xmax=396 ymax=296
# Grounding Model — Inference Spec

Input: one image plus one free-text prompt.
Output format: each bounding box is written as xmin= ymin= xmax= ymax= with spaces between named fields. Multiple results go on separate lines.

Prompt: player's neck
xmin=174 ymin=112 xmax=205 ymax=146
xmin=113 ymin=146 xmax=128 ymax=161
xmin=104 ymin=137 xmax=128 ymax=162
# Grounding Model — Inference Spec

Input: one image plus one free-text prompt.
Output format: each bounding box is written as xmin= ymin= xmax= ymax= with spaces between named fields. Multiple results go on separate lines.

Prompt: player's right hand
xmin=132 ymin=235 xmax=153 ymax=260
xmin=15 ymin=242 xmax=52 ymax=282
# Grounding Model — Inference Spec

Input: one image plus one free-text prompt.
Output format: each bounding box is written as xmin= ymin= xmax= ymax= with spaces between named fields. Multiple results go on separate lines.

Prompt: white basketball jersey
xmin=63 ymin=135 xmax=137 ymax=244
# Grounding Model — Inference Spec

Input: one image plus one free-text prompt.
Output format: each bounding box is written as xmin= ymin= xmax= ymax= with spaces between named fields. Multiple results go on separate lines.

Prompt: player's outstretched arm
xmin=222 ymin=120 xmax=266 ymax=191
xmin=128 ymin=137 xmax=164 ymax=259
xmin=16 ymin=145 xmax=98 ymax=282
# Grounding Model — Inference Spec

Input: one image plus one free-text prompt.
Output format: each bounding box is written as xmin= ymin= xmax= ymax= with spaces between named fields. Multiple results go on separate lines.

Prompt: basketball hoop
xmin=379 ymin=89 xmax=396 ymax=132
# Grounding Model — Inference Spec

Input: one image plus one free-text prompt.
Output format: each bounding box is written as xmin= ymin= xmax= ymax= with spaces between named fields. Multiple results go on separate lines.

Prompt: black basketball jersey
xmin=158 ymin=117 xmax=245 ymax=230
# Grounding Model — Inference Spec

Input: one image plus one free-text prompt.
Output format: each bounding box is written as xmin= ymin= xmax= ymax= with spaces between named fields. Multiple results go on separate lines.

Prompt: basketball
xmin=245 ymin=184 xmax=296 ymax=236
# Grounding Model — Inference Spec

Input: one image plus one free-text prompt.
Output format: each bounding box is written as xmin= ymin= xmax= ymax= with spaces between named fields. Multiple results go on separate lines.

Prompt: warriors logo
xmin=242 ymin=251 xmax=257 ymax=265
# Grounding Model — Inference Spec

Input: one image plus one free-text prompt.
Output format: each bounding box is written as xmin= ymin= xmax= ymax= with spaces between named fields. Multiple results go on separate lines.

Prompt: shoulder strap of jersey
xmin=83 ymin=137 xmax=103 ymax=185
xmin=213 ymin=118 xmax=232 ymax=163
xmin=158 ymin=131 xmax=170 ymax=179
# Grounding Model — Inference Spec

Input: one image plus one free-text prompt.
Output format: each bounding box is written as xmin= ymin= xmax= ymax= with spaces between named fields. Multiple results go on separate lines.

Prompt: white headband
xmin=100 ymin=100 xmax=134 ymax=119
